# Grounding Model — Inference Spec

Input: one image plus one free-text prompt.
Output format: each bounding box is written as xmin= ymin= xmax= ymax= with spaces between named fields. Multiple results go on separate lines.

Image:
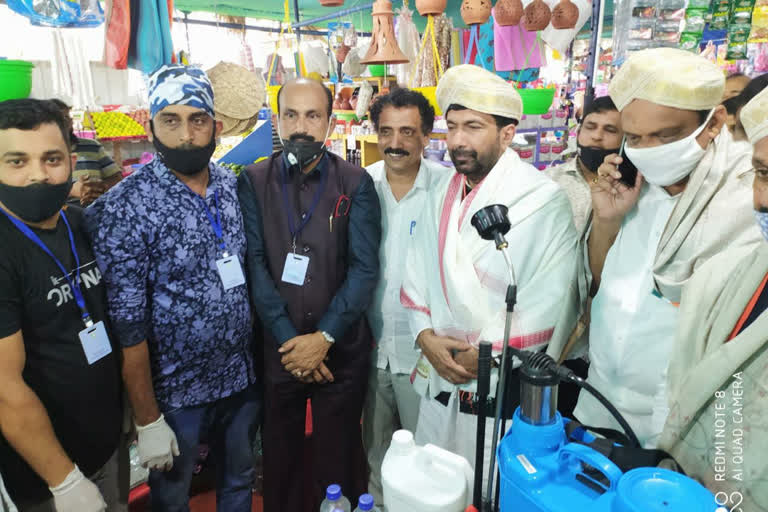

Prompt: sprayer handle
xmin=477 ymin=342 xmax=492 ymax=397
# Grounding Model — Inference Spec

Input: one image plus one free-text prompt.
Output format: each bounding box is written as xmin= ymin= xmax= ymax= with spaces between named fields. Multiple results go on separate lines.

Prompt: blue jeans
xmin=149 ymin=385 xmax=260 ymax=512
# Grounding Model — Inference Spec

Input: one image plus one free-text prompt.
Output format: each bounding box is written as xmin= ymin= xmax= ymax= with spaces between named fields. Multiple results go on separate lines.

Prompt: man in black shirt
xmin=0 ymin=99 xmax=123 ymax=511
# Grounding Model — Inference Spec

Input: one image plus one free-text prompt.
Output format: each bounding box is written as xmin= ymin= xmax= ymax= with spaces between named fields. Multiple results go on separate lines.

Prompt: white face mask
xmin=624 ymin=110 xmax=714 ymax=187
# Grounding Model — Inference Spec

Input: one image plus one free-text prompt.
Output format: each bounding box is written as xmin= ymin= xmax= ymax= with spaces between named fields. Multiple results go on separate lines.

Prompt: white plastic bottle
xmin=382 ymin=430 xmax=473 ymax=512
xmin=353 ymin=493 xmax=380 ymax=512
xmin=320 ymin=484 xmax=351 ymax=512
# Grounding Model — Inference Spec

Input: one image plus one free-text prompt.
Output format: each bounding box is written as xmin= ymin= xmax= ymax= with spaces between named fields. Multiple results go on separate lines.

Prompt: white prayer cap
xmin=741 ymin=86 xmax=768 ymax=144
xmin=609 ymin=48 xmax=725 ymax=112
xmin=436 ymin=64 xmax=523 ymax=121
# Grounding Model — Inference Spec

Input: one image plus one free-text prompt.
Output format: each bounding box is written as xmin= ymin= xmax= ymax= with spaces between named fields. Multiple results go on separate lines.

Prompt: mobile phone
xmin=618 ymin=136 xmax=638 ymax=187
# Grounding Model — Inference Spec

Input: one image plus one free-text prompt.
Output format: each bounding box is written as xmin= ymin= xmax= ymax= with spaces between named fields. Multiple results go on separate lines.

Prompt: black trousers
xmin=261 ymin=335 xmax=370 ymax=512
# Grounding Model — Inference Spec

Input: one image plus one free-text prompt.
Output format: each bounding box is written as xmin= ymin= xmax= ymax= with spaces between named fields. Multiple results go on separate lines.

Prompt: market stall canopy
xmin=174 ymin=0 xmax=612 ymax=34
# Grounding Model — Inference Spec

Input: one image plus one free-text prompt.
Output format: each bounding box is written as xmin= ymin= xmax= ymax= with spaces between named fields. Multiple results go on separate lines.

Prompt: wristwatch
xmin=320 ymin=331 xmax=336 ymax=344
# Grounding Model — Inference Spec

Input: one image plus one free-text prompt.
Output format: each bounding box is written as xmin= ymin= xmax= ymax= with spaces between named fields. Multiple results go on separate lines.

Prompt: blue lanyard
xmin=280 ymin=163 xmax=328 ymax=248
xmin=1 ymin=209 xmax=93 ymax=327
xmin=197 ymin=190 xmax=228 ymax=255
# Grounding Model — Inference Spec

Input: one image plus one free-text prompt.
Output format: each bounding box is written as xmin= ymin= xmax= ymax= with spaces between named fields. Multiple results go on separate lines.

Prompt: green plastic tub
xmin=518 ymin=88 xmax=556 ymax=115
xmin=0 ymin=60 xmax=35 ymax=101
xmin=368 ymin=64 xmax=386 ymax=77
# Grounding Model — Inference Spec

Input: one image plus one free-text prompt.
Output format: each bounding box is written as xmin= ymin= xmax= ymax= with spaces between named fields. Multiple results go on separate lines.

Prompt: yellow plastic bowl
xmin=413 ymin=86 xmax=441 ymax=116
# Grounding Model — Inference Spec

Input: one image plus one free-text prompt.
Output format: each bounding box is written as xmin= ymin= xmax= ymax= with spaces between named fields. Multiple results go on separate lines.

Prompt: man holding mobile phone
xmin=548 ymin=48 xmax=762 ymax=448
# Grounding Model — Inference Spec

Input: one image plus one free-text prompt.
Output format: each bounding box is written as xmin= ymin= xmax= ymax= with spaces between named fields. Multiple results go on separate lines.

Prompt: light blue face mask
xmin=755 ymin=210 xmax=768 ymax=242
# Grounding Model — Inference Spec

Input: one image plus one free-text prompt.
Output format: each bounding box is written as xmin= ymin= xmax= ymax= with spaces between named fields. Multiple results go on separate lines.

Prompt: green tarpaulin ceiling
xmin=174 ymin=0 xmax=613 ymax=36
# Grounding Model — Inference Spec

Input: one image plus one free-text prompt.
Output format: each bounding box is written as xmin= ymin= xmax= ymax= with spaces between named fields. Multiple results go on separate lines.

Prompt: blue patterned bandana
xmin=756 ymin=210 xmax=768 ymax=243
xmin=148 ymin=64 xmax=215 ymax=119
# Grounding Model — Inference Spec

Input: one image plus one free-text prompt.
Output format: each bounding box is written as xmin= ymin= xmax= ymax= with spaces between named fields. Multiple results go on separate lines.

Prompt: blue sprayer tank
xmin=497 ymin=408 xmax=721 ymax=512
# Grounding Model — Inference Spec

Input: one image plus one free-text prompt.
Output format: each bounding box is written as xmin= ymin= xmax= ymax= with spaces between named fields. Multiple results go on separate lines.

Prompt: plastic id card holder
xmin=281 ymin=253 xmax=309 ymax=286
xmin=78 ymin=321 xmax=112 ymax=365
xmin=216 ymin=255 xmax=246 ymax=290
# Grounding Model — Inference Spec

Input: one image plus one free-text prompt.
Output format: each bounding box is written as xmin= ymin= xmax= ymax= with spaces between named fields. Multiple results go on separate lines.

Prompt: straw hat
xmin=206 ymin=61 xmax=266 ymax=120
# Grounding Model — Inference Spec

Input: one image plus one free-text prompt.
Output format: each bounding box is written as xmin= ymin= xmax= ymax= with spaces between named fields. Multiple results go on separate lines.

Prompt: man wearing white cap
xmin=657 ymin=86 xmax=768 ymax=511
xmin=400 ymin=64 xmax=578 ymax=473
xmin=548 ymin=48 xmax=762 ymax=448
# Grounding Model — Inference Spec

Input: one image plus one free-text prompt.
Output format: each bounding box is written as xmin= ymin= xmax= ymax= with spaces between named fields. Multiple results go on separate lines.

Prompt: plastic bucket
xmin=0 ymin=60 xmax=34 ymax=101
xmin=517 ymin=88 xmax=556 ymax=115
xmin=368 ymin=64 xmax=387 ymax=76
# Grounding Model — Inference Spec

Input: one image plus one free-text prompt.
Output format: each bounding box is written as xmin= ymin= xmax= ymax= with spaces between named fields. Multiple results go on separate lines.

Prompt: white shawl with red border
xmin=401 ymin=148 xmax=578 ymax=399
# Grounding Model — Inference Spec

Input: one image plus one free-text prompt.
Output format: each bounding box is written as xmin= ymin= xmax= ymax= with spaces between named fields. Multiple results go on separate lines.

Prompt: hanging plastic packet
xmin=730 ymin=0 xmax=755 ymax=23
xmin=750 ymin=0 xmax=768 ymax=42
xmin=710 ymin=0 xmax=731 ymax=30
xmin=343 ymin=25 xmax=358 ymax=48
xmin=355 ymin=81 xmax=373 ymax=121
xmin=393 ymin=6 xmax=419 ymax=88
xmin=9 ymin=0 xmax=80 ymax=26
xmin=726 ymin=22 xmax=751 ymax=59
xmin=77 ymin=0 xmax=104 ymax=26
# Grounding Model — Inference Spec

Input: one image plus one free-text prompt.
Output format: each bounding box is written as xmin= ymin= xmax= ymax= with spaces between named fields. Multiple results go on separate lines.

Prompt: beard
xmin=449 ymin=136 xmax=503 ymax=184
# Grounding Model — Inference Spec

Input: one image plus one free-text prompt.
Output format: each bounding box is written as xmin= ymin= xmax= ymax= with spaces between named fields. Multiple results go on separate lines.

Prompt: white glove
xmin=135 ymin=414 xmax=180 ymax=471
xmin=50 ymin=465 xmax=106 ymax=512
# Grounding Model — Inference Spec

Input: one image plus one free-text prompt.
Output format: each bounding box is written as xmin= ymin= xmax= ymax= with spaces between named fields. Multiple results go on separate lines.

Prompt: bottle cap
xmin=326 ymin=484 xmax=342 ymax=501
xmin=358 ymin=493 xmax=374 ymax=510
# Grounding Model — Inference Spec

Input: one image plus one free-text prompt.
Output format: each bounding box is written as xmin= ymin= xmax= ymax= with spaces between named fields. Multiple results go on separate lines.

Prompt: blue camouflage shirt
xmin=84 ymin=158 xmax=255 ymax=408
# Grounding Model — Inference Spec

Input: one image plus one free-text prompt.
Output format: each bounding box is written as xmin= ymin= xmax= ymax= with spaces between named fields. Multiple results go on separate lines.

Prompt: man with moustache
xmin=400 ymin=65 xmax=578 ymax=479
xmin=657 ymin=86 xmax=768 ymax=511
xmin=546 ymin=95 xmax=623 ymax=233
xmin=0 ymin=99 xmax=122 ymax=511
xmin=238 ymin=78 xmax=380 ymax=512
xmin=85 ymin=65 xmax=259 ymax=511
xmin=363 ymin=88 xmax=449 ymax=508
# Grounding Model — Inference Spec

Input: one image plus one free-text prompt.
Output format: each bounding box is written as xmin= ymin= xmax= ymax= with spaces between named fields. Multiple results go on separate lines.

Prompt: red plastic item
xmin=465 ymin=506 xmax=480 ymax=512
xmin=105 ymin=0 xmax=131 ymax=69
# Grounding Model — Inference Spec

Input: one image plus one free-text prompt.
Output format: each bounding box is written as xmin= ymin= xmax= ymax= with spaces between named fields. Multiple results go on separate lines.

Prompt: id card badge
xmin=78 ymin=321 xmax=113 ymax=365
xmin=281 ymin=253 xmax=310 ymax=286
xmin=216 ymin=255 xmax=246 ymax=290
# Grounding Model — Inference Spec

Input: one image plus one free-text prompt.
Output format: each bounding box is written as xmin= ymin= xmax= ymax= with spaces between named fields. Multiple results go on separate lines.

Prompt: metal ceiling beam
xmin=291 ymin=2 xmax=373 ymax=29
xmin=173 ymin=16 xmax=370 ymax=36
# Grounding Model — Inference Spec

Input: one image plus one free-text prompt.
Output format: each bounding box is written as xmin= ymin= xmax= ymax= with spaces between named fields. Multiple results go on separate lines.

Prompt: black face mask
xmin=151 ymin=122 xmax=216 ymax=176
xmin=0 ymin=177 xmax=73 ymax=223
xmin=282 ymin=135 xmax=327 ymax=171
xmin=577 ymin=143 xmax=619 ymax=174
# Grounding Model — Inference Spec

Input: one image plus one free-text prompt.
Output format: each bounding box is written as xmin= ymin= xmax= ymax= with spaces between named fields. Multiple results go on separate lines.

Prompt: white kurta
xmin=366 ymin=158 xmax=452 ymax=375
xmin=574 ymin=184 xmax=680 ymax=447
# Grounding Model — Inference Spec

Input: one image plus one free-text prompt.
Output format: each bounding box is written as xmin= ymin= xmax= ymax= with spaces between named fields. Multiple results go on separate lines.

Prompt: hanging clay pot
xmin=335 ymin=44 xmax=351 ymax=63
xmin=340 ymin=97 xmax=352 ymax=110
xmin=319 ymin=0 xmax=345 ymax=6
xmin=523 ymin=0 xmax=552 ymax=31
xmin=551 ymin=0 xmax=579 ymax=29
xmin=494 ymin=0 xmax=524 ymax=26
xmin=333 ymin=92 xmax=344 ymax=110
xmin=461 ymin=0 xmax=492 ymax=25
xmin=415 ymin=0 xmax=447 ymax=16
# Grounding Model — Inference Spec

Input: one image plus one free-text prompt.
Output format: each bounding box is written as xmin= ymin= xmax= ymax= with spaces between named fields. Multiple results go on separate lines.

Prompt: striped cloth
xmin=73 ymin=137 xmax=121 ymax=181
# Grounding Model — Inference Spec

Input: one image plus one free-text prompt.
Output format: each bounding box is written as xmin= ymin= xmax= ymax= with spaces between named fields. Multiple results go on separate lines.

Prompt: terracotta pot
xmin=415 ymin=0 xmax=447 ymax=16
xmin=461 ymin=0 xmax=492 ymax=25
xmin=523 ymin=0 xmax=551 ymax=31
xmin=494 ymin=0 xmax=524 ymax=26
xmin=340 ymin=97 xmax=352 ymax=110
xmin=319 ymin=0 xmax=344 ymax=6
xmin=335 ymin=44 xmax=351 ymax=63
xmin=333 ymin=92 xmax=344 ymax=110
xmin=551 ymin=0 xmax=579 ymax=29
